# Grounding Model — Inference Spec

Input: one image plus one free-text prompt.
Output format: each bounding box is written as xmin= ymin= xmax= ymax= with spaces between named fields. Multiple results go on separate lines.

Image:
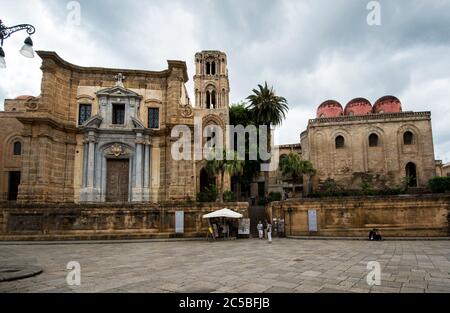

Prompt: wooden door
xmin=106 ymin=159 xmax=129 ymax=202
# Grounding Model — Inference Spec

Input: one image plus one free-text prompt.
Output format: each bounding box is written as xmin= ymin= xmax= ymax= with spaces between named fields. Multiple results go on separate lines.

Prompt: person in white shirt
xmin=257 ymin=221 xmax=264 ymax=240
xmin=267 ymin=222 xmax=273 ymax=243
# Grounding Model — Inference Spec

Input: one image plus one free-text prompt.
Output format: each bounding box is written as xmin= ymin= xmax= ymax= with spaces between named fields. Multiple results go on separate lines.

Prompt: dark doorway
xmin=258 ymin=182 xmax=265 ymax=199
xmin=200 ymin=168 xmax=214 ymax=192
xmin=106 ymin=159 xmax=129 ymax=202
xmin=405 ymin=162 xmax=418 ymax=187
xmin=8 ymin=171 xmax=21 ymax=201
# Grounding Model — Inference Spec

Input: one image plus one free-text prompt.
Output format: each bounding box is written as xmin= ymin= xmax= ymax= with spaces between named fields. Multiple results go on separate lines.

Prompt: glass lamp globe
xmin=20 ymin=37 xmax=35 ymax=58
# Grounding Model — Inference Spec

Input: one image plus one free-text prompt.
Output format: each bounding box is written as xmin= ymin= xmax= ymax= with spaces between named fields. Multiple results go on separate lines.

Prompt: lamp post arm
xmin=0 ymin=20 xmax=36 ymax=45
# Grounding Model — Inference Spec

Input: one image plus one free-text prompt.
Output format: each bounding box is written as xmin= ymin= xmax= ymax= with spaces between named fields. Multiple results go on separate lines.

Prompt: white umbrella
xmin=202 ymin=208 xmax=243 ymax=219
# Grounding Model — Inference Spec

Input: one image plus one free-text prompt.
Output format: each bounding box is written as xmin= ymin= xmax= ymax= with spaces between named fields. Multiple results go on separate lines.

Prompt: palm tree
xmin=246 ymin=82 xmax=289 ymax=196
xmin=206 ymin=149 xmax=245 ymax=202
xmin=280 ymin=152 xmax=316 ymax=197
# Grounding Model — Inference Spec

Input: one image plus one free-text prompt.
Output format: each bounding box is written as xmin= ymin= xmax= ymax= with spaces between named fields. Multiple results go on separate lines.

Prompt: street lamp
xmin=0 ymin=19 xmax=36 ymax=68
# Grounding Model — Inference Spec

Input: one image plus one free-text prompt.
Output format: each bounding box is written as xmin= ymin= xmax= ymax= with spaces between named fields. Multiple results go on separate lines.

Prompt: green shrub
xmin=307 ymin=187 xmax=404 ymax=198
xmin=196 ymin=185 xmax=218 ymax=202
xmin=268 ymin=192 xmax=282 ymax=202
xmin=223 ymin=190 xmax=236 ymax=202
xmin=380 ymin=186 xmax=403 ymax=196
xmin=258 ymin=198 xmax=268 ymax=206
xmin=361 ymin=181 xmax=375 ymax=195
xmin=428 ymin=177 xmax=450 ymax=193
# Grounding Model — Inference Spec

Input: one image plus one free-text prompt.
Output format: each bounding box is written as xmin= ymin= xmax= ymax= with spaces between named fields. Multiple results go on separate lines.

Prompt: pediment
xmin=96 ymin=86 xmax=142 ymax=99
xmin=82 ymin=114 xmax=103 ymax=128
xmin=131 ymin=116 xmax=145 ymax=129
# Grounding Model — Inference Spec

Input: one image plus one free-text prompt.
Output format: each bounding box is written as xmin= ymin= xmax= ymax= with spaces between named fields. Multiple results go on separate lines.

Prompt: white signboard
xmin=175 ymin=211 xmax=184 ymax=234
xmin=238 ymin=218 xmax=250 ymax=235
xmin=308 ymin=209 xmax=318 ymax=232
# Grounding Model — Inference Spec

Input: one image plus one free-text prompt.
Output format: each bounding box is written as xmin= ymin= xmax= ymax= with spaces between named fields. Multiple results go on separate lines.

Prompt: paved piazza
xmin=1 ymin=239 xmax=450 ymax=293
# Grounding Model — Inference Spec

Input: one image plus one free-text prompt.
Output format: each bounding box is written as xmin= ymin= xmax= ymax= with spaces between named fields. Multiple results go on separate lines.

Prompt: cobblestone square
xmin=1 ymin=239 xmax=450 ymax=293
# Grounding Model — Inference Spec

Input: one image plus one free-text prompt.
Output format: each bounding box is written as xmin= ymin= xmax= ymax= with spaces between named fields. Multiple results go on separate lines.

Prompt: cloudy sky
xmin=1 ymin=0 xmax=450 ymax=161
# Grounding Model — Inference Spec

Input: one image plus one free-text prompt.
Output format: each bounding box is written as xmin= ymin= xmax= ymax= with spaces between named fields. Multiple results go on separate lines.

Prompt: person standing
xmin=267 ymin=221 xmax=273 ymax=244
xmin=264 ymin=219 xmax=268 ymax=239
xmin=257 ymin=221 xmax=264 ymax=240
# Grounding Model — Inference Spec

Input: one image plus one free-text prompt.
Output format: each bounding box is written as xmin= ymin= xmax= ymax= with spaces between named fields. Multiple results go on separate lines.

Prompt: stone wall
xmin=0 ymin=202 xmax=249 ymax=241
xmin=269 ymin=195 xmax=450 ymax=237
xmin=0 ymin=115 xmax=24 ymax=201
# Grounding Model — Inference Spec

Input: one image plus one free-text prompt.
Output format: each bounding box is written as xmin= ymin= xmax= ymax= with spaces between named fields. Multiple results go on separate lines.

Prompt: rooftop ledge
xmin=36 ymin=51 xmax=189 ymax=82
xmin=309 ymin=111 xmax=431 ymax=125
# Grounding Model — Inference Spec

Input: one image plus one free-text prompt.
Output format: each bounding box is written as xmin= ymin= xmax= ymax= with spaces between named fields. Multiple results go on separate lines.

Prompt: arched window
xmin=13 ymin=141 xmax=22 ymax=156
xmin=206 ymin=62 xmax=211 ymax=75
xmin=211 ymin=90 xmax=216 ymax=108
xmin=335 ymin=136 xmax=345 ymax=149
xmin=211 ymin=62 xmax=216 ymax=75
xmin=369 ymin=134 xmax=379 ymax=147
xmin=403 ymin=131 xmax=414 ymax=145
xmin=206 ymin=91 xmax=211 ymax=109
xmin=205 ymin=87 xmax=217 ymax=109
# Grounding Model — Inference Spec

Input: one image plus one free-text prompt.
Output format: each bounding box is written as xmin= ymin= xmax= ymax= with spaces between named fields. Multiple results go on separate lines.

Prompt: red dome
xmin=317 ymin=100 xmax=343 ymax=118
xmin=344 ymin=98 xmax=372 ymax=116
xmin=373 ymin=96 xmax=402 ymax=114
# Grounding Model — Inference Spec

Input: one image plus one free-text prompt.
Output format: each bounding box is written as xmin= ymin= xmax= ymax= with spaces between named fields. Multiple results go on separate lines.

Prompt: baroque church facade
xmin=0 ymin=50 xmax=230 ymax=203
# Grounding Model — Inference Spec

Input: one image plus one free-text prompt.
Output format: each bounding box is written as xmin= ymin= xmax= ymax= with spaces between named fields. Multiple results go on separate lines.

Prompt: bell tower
xmin=194 ymin=51 xmax=230 ymax=109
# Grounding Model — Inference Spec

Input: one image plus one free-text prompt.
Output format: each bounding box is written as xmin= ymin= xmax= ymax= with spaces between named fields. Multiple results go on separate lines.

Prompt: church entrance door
xmin=405 ymin=162 xmax=418 ymax=187
xmin=106 ymin=159 xmax=129 ymax=202
xmin=8 ymin=171 xmax=21 ymax=201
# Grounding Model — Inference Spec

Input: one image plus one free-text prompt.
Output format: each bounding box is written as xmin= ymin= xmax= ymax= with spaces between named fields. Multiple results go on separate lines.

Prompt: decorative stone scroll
xmin=181 ymin=106 xmax=193 ymax=118
xmin=24 ymin=97 xmax=39 ymax=111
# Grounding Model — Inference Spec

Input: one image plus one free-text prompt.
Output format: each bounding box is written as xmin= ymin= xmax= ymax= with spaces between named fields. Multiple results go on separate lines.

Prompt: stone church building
xmin=301 ymin=97 xmax=436 ymax=192
xmin=265 ymin=99 xmax=437 ymax=198
xmin=0 ymin=50 xmax=440 ymax=204
xmin=0 ymin=50 xmax=230 ymax=204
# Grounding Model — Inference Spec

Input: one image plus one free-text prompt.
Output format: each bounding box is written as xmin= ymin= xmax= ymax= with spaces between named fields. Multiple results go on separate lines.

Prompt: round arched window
xmin=13 ymin=141 xmax=22 ymax=156
xmin=335 ymin=136 xmax=345 ymax=149
xmin=403 ymin=131 xmax=414 ymax=145
xmin=369 ymin=134 xmax=379 ymax=147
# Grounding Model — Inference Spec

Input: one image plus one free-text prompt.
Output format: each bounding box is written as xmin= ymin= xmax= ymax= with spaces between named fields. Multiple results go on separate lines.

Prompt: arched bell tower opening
xmin=194 ymin=51 xmax=230 ymax=109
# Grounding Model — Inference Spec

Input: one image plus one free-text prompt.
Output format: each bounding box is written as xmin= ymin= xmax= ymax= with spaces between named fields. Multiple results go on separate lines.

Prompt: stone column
xmin=87 ymin=133 xmax=96 ymax=188
xmin=132 ymin=132 xmax=144 ymax=202
xmin=143 ymin=138 xmax=150 ymax=202
xmin=150 ymin=138 xmax=161 ymax=203
xmin=135 ymin=144 xmax=143 ymax=188
xmin=81 ymin=131 xmax=96 ymax=202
